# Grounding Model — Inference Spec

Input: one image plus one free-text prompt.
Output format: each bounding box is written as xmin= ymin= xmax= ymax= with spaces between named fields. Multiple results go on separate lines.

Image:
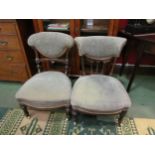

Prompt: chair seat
xmin=15 ymin=71 xmax=72 ymax=109
xmin=71 ymin=75 xmax=132 ymax=114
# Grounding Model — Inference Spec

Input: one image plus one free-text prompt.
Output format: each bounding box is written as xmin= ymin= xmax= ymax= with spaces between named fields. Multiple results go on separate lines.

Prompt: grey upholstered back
xmin=28 ymin=32 xmax=74 ymax=58
xmin=75 ymin=36 xmax=127 ymax=58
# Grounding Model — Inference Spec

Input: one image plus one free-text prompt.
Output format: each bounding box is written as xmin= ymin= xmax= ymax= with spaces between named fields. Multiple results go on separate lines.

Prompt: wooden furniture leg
xmin=20 ymin=104 xmax=30 ymax=117
xmin=66 ymin=105 xmax=72 ymax=120
xmin=72 ymin=109 xmax=77 ymax=125
xmin=118 ymin=110 xmax=127 ymax=126
xmin=127 ymin=44 xmax=144 ymax=92
xmin=119 ymin=45 xmax=128 ymax=76
xmin=119 ymin=40 xmax=134 ymax=76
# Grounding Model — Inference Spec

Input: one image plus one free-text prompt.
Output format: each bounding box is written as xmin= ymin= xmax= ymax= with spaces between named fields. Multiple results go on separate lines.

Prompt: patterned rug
xmin=0 ymin=108 xmax=155 ymax=135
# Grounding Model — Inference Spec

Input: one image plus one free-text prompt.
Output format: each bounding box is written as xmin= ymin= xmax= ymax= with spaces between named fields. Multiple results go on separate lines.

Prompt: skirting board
xmin=115 ymin=63 xmax=155 ymax=74
xmin=116 ymin=63 xmax=155 ymax=68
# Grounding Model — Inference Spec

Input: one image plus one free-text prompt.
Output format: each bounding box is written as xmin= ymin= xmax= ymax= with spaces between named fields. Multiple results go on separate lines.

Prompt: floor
xmin=0 ymin=70 xmax=155 ymax=119
xmin=117 ymin=74 xmax=155 ymax=118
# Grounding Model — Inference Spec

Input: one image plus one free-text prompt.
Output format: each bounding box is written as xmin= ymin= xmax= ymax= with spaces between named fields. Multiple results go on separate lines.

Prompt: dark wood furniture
xmin=119 ymin=30 xmax=155 ymax=92
xmin=33 ymin=19 xmax=119 ymax=75
xmin=0 ymin=19 xmax=35 ymax=82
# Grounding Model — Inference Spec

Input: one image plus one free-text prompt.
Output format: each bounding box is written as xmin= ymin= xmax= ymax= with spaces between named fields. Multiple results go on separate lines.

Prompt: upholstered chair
xmin=71 ymin=36 xmax=132 ymax=126
xmin=15 ymin=32 xmax=74 ymax=117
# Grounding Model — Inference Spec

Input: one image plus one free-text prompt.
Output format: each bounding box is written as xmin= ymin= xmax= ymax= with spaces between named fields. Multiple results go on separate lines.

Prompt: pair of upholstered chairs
xmin=15 ymin=32 xmax=132 ymax=126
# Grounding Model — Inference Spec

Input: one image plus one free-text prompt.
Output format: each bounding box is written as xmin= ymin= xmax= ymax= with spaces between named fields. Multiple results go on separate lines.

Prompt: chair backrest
xmin=75 ymin=36 xmax=127 ymax=75
xmin=28 ymin=32 xmax=74 ymax=73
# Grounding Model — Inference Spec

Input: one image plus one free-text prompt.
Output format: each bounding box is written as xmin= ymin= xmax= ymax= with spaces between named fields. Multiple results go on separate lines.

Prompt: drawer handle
xmin=6 ymin=56 xmax=13 ymax=61
xmin=0 ymin=40 xmax=8 ymax=46
xmin=0 ymin=28 xmax=1 ymax=31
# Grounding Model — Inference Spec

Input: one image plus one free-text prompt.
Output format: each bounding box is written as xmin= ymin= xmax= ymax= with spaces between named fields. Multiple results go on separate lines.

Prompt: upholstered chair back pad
xmin=28 ymin=32 xmax=74 ymax=58
xmin=75 ymin=36 xmax=127 ymax=58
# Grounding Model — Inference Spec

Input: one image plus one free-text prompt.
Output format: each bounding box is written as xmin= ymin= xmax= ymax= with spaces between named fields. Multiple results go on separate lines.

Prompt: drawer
xmin=0 ymin=50 xmax=24 ymax=63
xmin=0 ymin=35 xmax=21 ymax=50
xmin=0 ymin=23 xmax=17 ymax=35
xmin=0 ymin=63 xmax=29 ymax=82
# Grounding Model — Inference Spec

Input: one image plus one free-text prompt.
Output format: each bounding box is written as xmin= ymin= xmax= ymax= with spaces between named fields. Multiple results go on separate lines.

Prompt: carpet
xmin=0 ymin=108 xmax=155 ymax=135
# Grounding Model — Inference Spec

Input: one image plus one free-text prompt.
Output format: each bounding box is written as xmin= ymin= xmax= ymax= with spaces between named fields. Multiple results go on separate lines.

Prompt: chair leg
xmin=66 ymin=105 xmax=71 ymax=120
xmin=118 ymin=110 xmax=127 ymax=126
xmin=72 ymin=109 xmax=77 ymax=125
xmin=20 ymin=104 xmax=30 ymax=118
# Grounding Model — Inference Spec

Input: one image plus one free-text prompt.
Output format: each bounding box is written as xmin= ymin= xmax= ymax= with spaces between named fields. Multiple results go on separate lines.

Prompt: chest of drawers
xmin=0 ymin=20 xmax=32 ymax=82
